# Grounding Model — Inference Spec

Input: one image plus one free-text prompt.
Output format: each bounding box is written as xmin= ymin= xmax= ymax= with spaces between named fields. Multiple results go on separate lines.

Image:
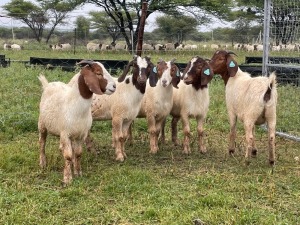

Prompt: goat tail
xmin=38 ymin=74 xmax=49 ymax=89
xmin=264 ymin=72 xmax=277 ymax=103
xmin=268 ymin=72 xmax=277 ymax=88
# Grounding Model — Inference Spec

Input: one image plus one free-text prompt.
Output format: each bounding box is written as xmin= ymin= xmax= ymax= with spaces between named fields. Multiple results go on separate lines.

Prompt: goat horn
xmin=77 ymin=60 xmax=94 ymax=67
xmin=227 ymin=51 xmax=238 ymax=57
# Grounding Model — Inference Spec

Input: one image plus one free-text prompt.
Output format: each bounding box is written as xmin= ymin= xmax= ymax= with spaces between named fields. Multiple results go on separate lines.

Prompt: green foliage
xmin=155 ymin=14 xmax=200 ymax=43
xmin=3 ymin=0 xmax=42 ymax=19
xmin=2 ymin=0 xmax=82 ymax=43
xmin=75 ymin=16 xmax=90 ymax=40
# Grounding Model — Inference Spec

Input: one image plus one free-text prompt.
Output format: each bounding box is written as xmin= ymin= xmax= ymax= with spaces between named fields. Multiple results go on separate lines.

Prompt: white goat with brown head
xmin=38 ymin=60 xmax=116 ymax=185
xmin=87 ymin=55 xmax=154 ymax=162
xmin=169 ymin=56 xmax=214 ymax=154
xmin=209 ymin=50 xmax=277 ymax=165
xmin=137 ymin=59 xmax=181 ymax=153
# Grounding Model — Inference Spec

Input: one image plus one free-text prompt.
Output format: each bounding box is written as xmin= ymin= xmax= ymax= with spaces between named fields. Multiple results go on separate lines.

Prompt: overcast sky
xmin=0 ymin=0 xmax=226 ymax=32
xmin=0 ymin=0 xmax=160 ymax=31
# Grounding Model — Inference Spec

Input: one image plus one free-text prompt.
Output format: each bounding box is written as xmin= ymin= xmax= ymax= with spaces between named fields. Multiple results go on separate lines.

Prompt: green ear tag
xmin=229 ymin=61 xmax=236 ymax=68
xmin=204 ymin=69 xmax=210 ymax=76
xmin=176 ymin=70 xmax=180 ymax=77
xmin=153 ymin=66 xmax=157 ymax=73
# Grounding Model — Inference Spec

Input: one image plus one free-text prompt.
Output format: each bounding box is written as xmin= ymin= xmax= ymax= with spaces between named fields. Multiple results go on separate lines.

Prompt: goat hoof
xmin=182 ymin=150 xmax=191 ymax=154
xmin=244 ymin=159 xmax=251 ymax=166
xmin=199 ymin=147 xmax=207 ymax=154
xmin=269 ymin=160 xmax=275 ymax=166
xmin=251 ymin=149 xmax=257 ymax=157
xmin=229 ymin=149 xmax=235 ymax=155
xmin=172 ymin=139 xmax=180 ymax=146
xmin=39 ymin=157 xmax=47 ymax=168
xmin=149 ymin=149 xmax=158 ymax=154
xmin=39 ymin=162 xmax=46 ymax=169
xmin=74 ymin=171 xmax=82 ymax=177
xmin=115 ymin=153 xmax=125 ymax=162
xmin=63 ymin=177 xmax=72 ymax=186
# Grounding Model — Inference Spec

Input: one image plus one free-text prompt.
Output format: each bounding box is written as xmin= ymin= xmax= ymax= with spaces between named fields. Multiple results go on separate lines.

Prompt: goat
xmin=38 ymin=60 xmax=116 ymax=185
xmin=86 ymin=55 xmax=154 ymax=161
xmin=136 ymin=59 xmax=181 ymax=153
xmin=209 ymin=50 xmax=277 ymax=165
xmin=169 ymin=57 xmax=214 ymax=154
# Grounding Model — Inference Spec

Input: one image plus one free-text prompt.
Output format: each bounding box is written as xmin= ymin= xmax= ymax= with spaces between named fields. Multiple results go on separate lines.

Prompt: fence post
xmin=136 ymin=1 xmax=147 ymax=56
xmin=73 ymin=28 xmax=77 ymax=55
xmin=262 ymin=0 xmax=271 ymax=76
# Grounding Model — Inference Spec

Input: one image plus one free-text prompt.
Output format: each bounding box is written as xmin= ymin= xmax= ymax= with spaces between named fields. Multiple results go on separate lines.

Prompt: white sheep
xmin=86 ymin=55 xmax=154 ymax=161
xmin=11 ymin=44 xmax=22 ymax=50
xmin=210 ymin=44 xmax=219 ymax=50
xmin=142 ymin=43 xmax=155 ymax=51
xmin=209 ymin=50 xmax=277 ymax=165
xmin=244 ymin=44 xmax=254 ymax=52
xmin=49 ymin=44 xmax=61 ymax=50
xmin=165 ymin=42 xmax=180 ymax=51
xmin=154 ymin=44 xmax=165 ymax=51
xmin=86 ymin=42 xmax=101 ymax=52
xmin=38 ymin=60 xmax=116 ymax=185
xmin=175 ymin=44 xmax=185 ymax=50
xmin=183 ymin=44 xmax=198 ymax=50
xmin=255 ymin=44 xmax=263 ymax=51
xmin=3 ymin=43 xmax=11 ymax=50
xmin=113 ymin=43 xmax=127 ymax=51
xmin=59 ymin=43 xmax=72 ymax=50
xmin=137 ymin=59 xmax=181 ymax=153
xmin=169 ymin=57 xmax=214 ymax=154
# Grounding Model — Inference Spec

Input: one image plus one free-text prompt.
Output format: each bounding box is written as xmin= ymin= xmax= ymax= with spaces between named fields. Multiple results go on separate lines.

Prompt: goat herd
xmin=38 ymin=50 xmax=277 ymax=185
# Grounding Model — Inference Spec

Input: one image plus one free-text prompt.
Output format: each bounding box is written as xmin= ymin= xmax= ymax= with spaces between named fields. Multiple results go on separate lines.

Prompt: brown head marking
xmin=77 ymin=60 xmax=108 ymax=98
xmin=183 ymin=56 xmax=214 ymax=90
xmin=210 ymin=50 xmax=238 ymax=85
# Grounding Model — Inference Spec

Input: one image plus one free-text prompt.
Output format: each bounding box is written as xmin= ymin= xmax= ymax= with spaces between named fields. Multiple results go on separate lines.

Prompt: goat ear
xmin=82 ymin=67 xmax=106 ymax=95
xmin=118 ymin=60 xmax=134 ymax=82
xmin=226 ymin=57 xmax=238 ymax=77
xmin=149 ymin=66 xmax=158 ymax=87
xmin=77 ymin=60 xmax=94 ymax=67
xmin=200 ymin=64 xmax=214 ymax=86
xmin=171 ymin=66 xmax=181 ymax=88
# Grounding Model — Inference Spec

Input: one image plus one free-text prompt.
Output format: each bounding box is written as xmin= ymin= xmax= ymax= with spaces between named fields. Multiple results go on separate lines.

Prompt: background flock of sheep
xmin=3 ymin=41 xmax=300 ymax=52
xmin=37 ymin=50 xmax=278 ymax=185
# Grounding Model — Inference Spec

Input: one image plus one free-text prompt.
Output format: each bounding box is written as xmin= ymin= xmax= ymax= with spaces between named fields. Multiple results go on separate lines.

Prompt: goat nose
xmin=113 ymin=84 xmax=116 ymax=88
xmin=138 ymin=75 xmax=147 ymax=83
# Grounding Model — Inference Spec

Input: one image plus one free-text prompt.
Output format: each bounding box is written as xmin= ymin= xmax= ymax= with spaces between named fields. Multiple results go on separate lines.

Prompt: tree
xmin=271 ymin=3 xmax=300 ymax=45
xmin=155 ymin=15 xmax=199 ymax=43
xmin=235 ymin=0 xmax=300 ymax=45
xmin=3 ymin=0 xmax=47 ymax=42
xmin=38 ymin=0 xmax=81 ymax=43
xmin=89 ymin=11 xmax=123 ymax=44
xmin=3 ymin=0 xmax=81 ymax=43
xmin=72 ymin=0 xmax=235 ymax=52
xmin=75 ymin=16 xmax=90 ymax=40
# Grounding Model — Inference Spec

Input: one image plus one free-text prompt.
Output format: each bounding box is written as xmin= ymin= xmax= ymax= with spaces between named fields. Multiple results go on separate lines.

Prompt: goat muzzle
xmin=137 ymin=75 xmax=147 ymax=84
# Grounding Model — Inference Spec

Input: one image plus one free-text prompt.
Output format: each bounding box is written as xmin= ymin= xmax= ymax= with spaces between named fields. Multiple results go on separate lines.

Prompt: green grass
xmin=0 ymin=49 xmax=300 ymax=225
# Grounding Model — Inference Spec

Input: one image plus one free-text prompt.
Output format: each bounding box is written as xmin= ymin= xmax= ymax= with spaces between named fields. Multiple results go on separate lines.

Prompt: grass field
xmin=0 ymin=49 xmax=300 ymax=224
